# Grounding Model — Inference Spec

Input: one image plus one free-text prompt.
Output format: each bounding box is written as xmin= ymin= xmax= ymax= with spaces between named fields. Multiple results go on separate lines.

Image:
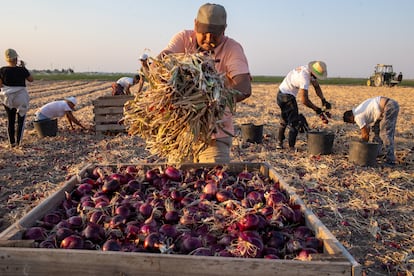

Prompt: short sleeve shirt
xmin=0 ymin=66 xmax=30 ymax=86
xmin=116 ymin=77 xmax=134 ymax=88
xmin=39 ymin=100 xmax=72 ymax=118
xmin=353 ymin=96 xmax=382 ymax=129
xmin=278 ymin=65 xmax=311 ymax=97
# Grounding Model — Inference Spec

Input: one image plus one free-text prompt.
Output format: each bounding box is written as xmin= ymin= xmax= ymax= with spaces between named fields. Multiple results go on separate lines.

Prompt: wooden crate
xmin=93 ymin=95 xmax=134 ymax=133
xmin=0 ymin=163 xmax=361 ymax=276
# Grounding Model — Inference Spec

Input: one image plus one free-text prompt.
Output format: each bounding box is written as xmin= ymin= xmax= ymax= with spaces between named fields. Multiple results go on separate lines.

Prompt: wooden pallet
xmin=93 ymin=95 xmax=134 ymax=134
xmin=0 ymin=162 xmax=362 ymax=276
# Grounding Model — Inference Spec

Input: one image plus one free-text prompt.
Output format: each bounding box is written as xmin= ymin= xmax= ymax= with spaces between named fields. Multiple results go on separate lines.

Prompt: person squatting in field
xmin=158 ymin=3 xmax=252 ymax=163
xmin=0 ymin=48 xmax=34 ymax=148
xmin=343 ymin=96 xmax=399 ymax=166
xmin=35 ymin=96 xmax=87 ymax=131
xmin=111 ymin=75 xmax=141 ymax=96
xmin=276 ymin=61 xmax=331 ymax=150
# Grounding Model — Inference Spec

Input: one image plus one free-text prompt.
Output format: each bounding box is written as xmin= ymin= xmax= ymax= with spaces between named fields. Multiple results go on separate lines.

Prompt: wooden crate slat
xmin=93 ymin=106 xmax=125 ymax=115
xmin=92 ymin=95 xmax=133 ymax=107
xmin=0 ymin=247 xmax=354 ymax=276
xmin=93 ymin=95 xmax=132 ymax=134
xmin=95 ymin=124 xmax=127 ymax=131
xmin=94 ymin=114 xmax=123 ymax=124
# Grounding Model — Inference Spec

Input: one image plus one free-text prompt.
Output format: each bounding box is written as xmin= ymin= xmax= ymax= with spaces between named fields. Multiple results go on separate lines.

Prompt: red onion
xmin=216 ymin=190 xmax=232 ymax=202
xmin=238 ymin=213 xmax=260 ymax=231
xmin=56 ymin=227 xmax=74 ymax=241
xmin=23 ymin=226 xmax=48 ymax=241
xmin=109 ymin=173 xmax=128 ymax=185
xmin=164 ymin=166 xmax=181 ymax=181
xmin=203 ymin=180 xmax=218 ymax=195
xmin=89 ymin=210 xmax=107 ymax=224
xmin=143 ymin=233 xmax=160 ymax=252
xmin=82 ymin=222 xmax=105 ymax=242
xmin=180 ymin=236 xmax=202 ymax=254
xmin=60 ymin=235 xmax=84 ymax=249
xmin=102 ymin=239 xmax=121 ymax=251
xmin=139 ymin=203 xmax=153 ymax=218
xmin=102 ymin=179 xmax=120 ymax=194
xmin=159 ymin=224 xmax=179 ymax=239
xmin=125 ymin=165 xmax=138 ymax=176
xmin=67 ymin=216 xmax=83 ymax=230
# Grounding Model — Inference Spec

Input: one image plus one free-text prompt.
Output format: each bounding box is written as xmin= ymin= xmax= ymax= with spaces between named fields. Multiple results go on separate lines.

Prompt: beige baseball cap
xmin=195 ymin=3 xmax=227 ymax=35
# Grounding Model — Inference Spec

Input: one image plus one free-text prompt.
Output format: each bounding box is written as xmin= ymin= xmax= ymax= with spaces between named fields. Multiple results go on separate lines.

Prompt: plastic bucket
xmin=33 ymin=119 xmax=58 ymax=138
xmin=348 ymin=140 xmax=379 ymax=166
xmin=307 ymin=131 xmax=335 ymax=155
xmin=240 ymin=123 xmax=263 ymax=144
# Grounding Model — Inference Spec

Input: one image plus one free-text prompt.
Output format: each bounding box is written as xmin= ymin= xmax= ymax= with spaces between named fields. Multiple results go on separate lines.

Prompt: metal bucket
xmin=240 ymin=123 xmax=263 ymax=144
xmin=33 ymin=119 xmax=58 ymax=138
xmin=307 ymin=131 xmax=335 ymax=155
xmin=349 ymin=140 xmax=380 ymax=166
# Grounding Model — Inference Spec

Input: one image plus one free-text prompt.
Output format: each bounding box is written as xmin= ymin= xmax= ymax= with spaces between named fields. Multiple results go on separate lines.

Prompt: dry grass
xmin=0 ymin=81 xmax=413 ymax=275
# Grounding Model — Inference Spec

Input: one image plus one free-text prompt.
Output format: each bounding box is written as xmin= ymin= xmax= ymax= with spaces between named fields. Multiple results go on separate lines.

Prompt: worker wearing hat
xmin=158 ymin=3 xmax=252 ymax=163
xmin=276 ymin=61 xmax=331 ymax=150
xmin=35 ymin=96 xmax=86 ymax=131
xmin=0 ymin=48 xmax=34 ymax=147
xmin=136 ymin=54 xmax=150 ymax=93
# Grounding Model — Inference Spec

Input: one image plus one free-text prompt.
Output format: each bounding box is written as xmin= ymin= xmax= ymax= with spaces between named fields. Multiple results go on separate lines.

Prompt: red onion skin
xmin=238 ymin=213 xmax=260 ymax=231
xmin=60 ymin=235 xmax=84 ymax=249
xmin=102 ymin=179 xmax=120 ymax=194
xmin=102 ymin=239 xmax=121 ymax=251
xmin=83 ymin=222 xmax=105 ymax=242
xmin=56 ymin=227 xmax=74 ymax=241
xmin=164 ymin=166 xmax=182 ymax=181
xmin=180 ymin=236 xmax=202 ymax=254
xmin=23 ymin=227 xmax=48 ymax=241
xmin=143 ymin=233 xmax=160 ymax=252
xmin=125 ymin=165 xmax=138 ymax=176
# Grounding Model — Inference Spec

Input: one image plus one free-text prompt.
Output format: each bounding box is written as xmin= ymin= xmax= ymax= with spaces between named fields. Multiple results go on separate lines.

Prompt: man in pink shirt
xmin=158 ymin=3 xmax=252 ymax=163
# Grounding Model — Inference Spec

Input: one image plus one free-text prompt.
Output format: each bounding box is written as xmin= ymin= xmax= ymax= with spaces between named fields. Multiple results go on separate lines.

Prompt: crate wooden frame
xmin=0 ymin=162 xmax=361 ymax=276
xmin=93 ymin=95 xmax=133 ymax=133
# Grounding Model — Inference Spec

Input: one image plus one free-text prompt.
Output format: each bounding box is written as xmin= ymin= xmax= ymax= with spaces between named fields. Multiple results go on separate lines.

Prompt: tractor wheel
xmin=374 ymin=75 xmax=383 ymax=87
xmin=366 ymin=79 xmax=372 ymax=86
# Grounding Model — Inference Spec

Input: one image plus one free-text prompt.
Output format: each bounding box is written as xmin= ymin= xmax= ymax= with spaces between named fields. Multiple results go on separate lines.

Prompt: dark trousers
xmin=4 ymin=105 xmax=26 ymax=146
xmin=276 ymin=91 xmax=300 ymax=148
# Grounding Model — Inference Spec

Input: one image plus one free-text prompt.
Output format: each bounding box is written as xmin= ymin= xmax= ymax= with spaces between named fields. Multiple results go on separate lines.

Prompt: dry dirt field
xmin=0 ymin=80 xmax=413 ymax=275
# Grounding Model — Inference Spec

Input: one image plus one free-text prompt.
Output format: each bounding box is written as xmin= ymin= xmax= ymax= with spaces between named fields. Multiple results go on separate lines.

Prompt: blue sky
xmin=2 ymin=0 xmax=413 ymax=78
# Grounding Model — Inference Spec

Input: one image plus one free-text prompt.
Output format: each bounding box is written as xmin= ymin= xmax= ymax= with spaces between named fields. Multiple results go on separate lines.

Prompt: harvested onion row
xmin=123 ymin=53 xmax=240 ymax=163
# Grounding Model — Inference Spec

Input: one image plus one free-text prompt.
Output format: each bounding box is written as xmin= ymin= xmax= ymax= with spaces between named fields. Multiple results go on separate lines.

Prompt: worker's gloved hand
xmin=322 ymin=98 xmax=332 ymax=109
xmin=315 ymin=107 xmax=323 ymax=115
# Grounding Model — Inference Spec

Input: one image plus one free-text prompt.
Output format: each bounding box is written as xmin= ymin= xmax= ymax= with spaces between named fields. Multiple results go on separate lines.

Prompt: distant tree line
xmin=31 ymin=68 xmax=75 ymax=74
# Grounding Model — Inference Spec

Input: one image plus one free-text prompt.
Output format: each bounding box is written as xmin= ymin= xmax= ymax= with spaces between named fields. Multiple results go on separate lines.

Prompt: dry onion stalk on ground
xmin=123 ymin=53 xmax=240 ymax=163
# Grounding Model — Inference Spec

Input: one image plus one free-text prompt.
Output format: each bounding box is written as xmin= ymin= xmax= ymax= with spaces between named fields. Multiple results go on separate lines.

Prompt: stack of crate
xmin=93 ymin=95 xmax=134 ymax=134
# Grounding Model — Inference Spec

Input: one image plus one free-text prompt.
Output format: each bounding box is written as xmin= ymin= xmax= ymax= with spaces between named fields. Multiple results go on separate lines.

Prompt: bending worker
xmin=112 ymin=75 xmax=140 ymax=96
xmin=343 ymin=96 xmax=399 ymax=166
xmin=35 ymin=96 xmax=86 ymax=130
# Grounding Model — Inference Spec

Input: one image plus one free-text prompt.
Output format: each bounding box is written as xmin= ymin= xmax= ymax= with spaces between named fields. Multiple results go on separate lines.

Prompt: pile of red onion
xmin=22 ymin=165 xmax=323 ymax=260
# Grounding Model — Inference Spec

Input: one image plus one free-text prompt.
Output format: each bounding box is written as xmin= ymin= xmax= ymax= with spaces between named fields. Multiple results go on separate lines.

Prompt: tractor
xmin=366 ymin=64 xmax=403 ymax=87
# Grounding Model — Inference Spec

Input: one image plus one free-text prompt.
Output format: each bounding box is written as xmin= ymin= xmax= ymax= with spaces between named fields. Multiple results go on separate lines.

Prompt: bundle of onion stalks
xmin=123 ymin=52 xmax=240 ymax=163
